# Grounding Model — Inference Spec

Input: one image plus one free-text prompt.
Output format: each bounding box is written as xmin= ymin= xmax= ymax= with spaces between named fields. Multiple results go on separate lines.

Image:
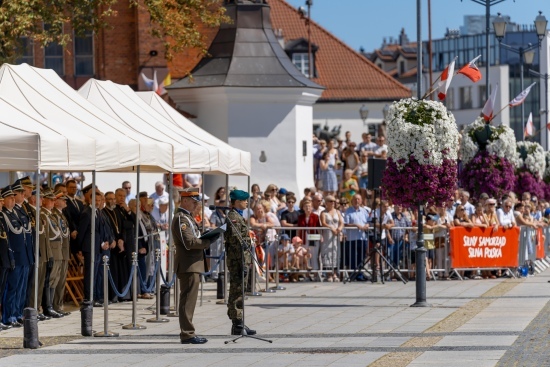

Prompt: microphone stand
xmin=223 ymin=208 xmax=272 ymax=344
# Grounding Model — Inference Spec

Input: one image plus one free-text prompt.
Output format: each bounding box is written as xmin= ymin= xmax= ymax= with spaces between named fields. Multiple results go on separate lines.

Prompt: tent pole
xmin=34 ymin=169 xmax=40 ymax=309
xmin=90 ymin=171 xmax=96 ymax=302
xmin=168 ymin=172 xmax=174 ymax=284
xmin=123 ymin=165 xmax=146 ymax=330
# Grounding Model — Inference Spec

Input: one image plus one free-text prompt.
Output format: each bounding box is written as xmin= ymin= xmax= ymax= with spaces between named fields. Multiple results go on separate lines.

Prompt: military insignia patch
xmin=181 ymin=223 xmax=187 ymax=231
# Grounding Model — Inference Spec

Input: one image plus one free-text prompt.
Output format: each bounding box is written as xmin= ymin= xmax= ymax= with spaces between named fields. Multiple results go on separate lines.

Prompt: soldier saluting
xmin=171 ymin=187 xmax=220 ymax=345
xmin=224 ymin=189 xmax=256 ymax=336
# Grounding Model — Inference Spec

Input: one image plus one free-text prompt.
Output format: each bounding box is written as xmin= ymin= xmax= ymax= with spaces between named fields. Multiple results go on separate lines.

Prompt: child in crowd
xmin=277 ymin=234 xmax=295 ymax=271
xmin=292 ymin=236 xmax=312 ymax=270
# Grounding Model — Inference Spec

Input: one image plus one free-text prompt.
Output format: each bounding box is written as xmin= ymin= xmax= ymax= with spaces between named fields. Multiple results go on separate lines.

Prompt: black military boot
xmin=231 ymin=319 xmax=256 ymax=335
xmin=44 ymin=288 xmax=63 ymax=318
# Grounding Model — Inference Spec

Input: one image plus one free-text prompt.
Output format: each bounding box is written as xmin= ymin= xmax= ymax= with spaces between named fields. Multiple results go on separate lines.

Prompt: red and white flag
xmin=524 ymin=112 xmax=534 ymax=137
xmin=457 ymin=55 xmax=482 ymax=83
xmin=510 ymin=82 xmax=537 ymax=107
xmin=437 ymin=56 xmax=457 ymax=100
xmin=481 ymin=83 xmax=498 ymax=122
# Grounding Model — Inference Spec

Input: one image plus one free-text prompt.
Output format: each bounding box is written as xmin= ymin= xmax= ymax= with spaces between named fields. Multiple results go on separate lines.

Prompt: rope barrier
xmin=160 ymin=269 xmax=177 ymax=288
xmin=107 ymin=263 xmax=136 ymax=298
xmin=137 ymin=259 xmax=160 ymax=294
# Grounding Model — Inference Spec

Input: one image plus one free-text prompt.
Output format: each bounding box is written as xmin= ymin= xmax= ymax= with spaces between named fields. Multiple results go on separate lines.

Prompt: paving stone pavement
xmin=0 ymin=272 xmax=548 ymax=367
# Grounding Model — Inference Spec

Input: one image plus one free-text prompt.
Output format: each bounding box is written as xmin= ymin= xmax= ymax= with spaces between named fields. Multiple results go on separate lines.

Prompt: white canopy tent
xmin=0 ymin=64 xmax=172 ymax=172
xmin=136 ymin=92 xmax=251 ymax=176
xmin=79 ymin=79 xmax=218 ymax=173
xmin=0 ymin=96 xmax=96 ymax=171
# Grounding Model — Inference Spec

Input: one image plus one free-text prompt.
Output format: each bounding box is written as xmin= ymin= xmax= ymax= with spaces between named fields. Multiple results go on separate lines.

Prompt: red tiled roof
xmin=269 ymin=0 xmax=411 ymax=101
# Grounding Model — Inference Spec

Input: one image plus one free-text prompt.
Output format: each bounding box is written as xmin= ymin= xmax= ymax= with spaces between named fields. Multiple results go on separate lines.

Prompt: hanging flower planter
xmin=458 ymin=117 xmax=518 ymax=200
xmin=515 ymin=141 xmax=546 ymax=199
xmin=382 ymin=98 xmax=459 ymax=208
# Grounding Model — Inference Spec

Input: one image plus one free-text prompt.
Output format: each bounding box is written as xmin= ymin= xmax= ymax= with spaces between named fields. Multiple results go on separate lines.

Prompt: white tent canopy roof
xmin=0 ymin=96 xmax=96 ymax=171
xmin=79 ymin=79 xmax=218 ymax=173
xmin=0 ymin=64 xmax=173 ymax=172
xmin=0 ymin=117 xmax=40 ymax=172
xmin=137 ymin=91 xmax=252 ymax=176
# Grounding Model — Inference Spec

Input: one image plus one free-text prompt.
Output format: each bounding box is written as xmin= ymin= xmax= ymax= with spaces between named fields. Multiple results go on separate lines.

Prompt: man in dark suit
xmin=64 ymin=179 xmax=84 ymax=256
xmin=1 ymin=186 xmax=32 ymax=327
xmin=171 ymin=187 xmax=219 ymax=344
xmin=76 ymin=184 xmax=110 ymax=306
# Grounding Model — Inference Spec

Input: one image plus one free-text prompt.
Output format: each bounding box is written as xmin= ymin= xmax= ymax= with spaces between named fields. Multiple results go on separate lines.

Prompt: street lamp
xmin=493 ymin=12 xmax=546 ymax=138
xmin=529 ymin=11 xmax=549 ymax=148
xmin=382 ymin=104 xmax=390 ymax=121
xmin=359 ymin=104 xmax=369 ymax=126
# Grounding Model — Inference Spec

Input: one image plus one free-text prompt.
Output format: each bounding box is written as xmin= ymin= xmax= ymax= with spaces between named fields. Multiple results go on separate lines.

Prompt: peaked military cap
xmin=20 ymin=176 xmax=34 ymax=188
xmin=11 ymin=179 xmax=24 ymax=192
xmin=179 ymin=187 xmax=200 ymax=201
xmin=42 ymin=188 xmax=57 ymax=199
xmin=1 ymin=186 xmax=15 ymax=198
xmin=229 ymin=189 xmax=249 ymax=201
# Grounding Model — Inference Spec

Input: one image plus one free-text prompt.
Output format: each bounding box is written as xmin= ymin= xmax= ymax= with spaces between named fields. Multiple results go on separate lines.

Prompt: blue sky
xmin=285 ymin=0 xmax=547 ymax=52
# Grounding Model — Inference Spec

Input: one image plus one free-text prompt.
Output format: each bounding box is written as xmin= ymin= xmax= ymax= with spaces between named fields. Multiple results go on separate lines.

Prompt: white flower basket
xmin=386 ymin=98 xmax=459 ymax=169
xmin=516 ymin=141 xmax=546 ymax=179
xmin=460 ymin=117 xmax=518 ymax=165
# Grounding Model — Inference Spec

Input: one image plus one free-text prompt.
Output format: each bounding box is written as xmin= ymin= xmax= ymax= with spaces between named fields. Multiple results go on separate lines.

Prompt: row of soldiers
xmin=0 ymin=176 xmax=160 ymax=329
xmin=0 ymin=177 xmax=70 ymax=329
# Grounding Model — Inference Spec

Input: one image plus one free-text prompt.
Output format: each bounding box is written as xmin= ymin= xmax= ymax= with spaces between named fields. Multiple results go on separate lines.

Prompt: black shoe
xmin=7 ymin=321 xmax=22 ymax=328
xmin=93 ymin=301 xmax=103 ymax=308
xmin=231 ymin=321 xmax=256 ymax=336
xmin=37 ymin=314 xmax=46 ymax=321
xmin=56 ymin=310 xmax=71 ymax=316
xmin=180 ymin=336 xmax=208 ymax=344
xmin=16 ymin=317 xmax=24 ymax=324
xmin=44 ymin=308 xmax=63 ymax=318
xmin=0 ymin=322 xmax=9 ymax=330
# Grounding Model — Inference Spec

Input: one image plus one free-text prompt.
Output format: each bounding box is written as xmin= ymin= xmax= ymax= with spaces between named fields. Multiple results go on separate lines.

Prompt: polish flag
xmin=510 ymin=82 xmax=537 ymax=107
xmin=457 ymin=55 xmax=482 ymax=83
xmin=437 ymin=56 xmax=457 ymax=100
xmin=524 ymin=112 xmax=534 ymax=137
xmin=481 ymin=83 xmax=498 ymax=122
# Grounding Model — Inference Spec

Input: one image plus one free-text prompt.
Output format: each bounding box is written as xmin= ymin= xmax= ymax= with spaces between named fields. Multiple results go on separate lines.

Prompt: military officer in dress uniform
xmin=171 ymin=187 xmax=219 ymax=344
xmin=1 ymin=186 xmax=31 ymax=327
xmin=41 ymin=189 xmax=64 ymax=318
xmin=224 ymin=189 xmax=256 ymax=336
xmin=11 ymin=180 xmax=34 ymax=321
xmin=12 ymin=179 xmax=36 ymax=317
xmin=0 ymin=197 xmax=14 ymax=330
xmin=52 ymin=191 xmax=71 ymax=315
xmin=27 ymin=188 xmax=52 ymax=319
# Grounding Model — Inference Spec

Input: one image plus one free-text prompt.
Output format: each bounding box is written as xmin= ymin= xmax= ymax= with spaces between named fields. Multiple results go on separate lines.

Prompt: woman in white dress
xmin=320 ymin=195 xmax=344 ymax=282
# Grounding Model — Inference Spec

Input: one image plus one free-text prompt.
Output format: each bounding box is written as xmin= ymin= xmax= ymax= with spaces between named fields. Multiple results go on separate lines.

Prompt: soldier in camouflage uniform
xmin=224 ymin=189 xmax=256 ymax=336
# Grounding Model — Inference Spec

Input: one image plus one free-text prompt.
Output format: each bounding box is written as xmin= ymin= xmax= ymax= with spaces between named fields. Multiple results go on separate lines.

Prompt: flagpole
xmin=489 ymin=104 xmax=510 ymax=123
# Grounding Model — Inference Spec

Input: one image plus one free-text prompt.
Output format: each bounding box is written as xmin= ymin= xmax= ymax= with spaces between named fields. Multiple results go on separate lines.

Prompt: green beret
xmin=230 ymin=189 xmax=249 ymax=201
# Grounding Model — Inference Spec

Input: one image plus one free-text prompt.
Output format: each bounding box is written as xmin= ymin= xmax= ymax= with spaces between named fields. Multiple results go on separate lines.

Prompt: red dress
xmin=297 ymin=213 xmax=320 ymax=243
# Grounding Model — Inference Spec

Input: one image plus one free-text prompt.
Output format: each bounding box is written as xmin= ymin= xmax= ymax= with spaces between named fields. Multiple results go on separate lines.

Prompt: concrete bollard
xmin=80 ymin=300 xmax=93 ymax=336
xmin=23 ymin=308 xmax=40 ymax=349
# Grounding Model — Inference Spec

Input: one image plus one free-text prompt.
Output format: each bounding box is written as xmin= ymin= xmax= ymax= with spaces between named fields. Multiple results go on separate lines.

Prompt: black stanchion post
xmin=148 ymin=249 xmax=169 ymax=323
xmin=411 ymin=204 xmax=431 ymax=307
xmin=95 ymin=256 xmax=119 ymax=337
xmin=216 ymin=272 xmax=225 ymax=299
xmin=23 ymin=308 xmax=39 ymax=349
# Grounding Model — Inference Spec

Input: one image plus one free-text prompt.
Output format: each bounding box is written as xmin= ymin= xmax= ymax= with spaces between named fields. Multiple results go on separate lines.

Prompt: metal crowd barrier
xmin=247 ymin=224 xmax=550 ymax=284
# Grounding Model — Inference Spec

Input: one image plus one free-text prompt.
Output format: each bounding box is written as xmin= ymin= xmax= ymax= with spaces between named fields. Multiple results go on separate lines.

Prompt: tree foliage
xmin=0 ymin=0 xmax=229 ymax=63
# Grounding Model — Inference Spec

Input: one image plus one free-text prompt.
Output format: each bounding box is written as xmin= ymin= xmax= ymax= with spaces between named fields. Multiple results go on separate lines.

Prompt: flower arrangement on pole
xmin=543 ymin=151 xmax=550 ymax=200
xmin=458 ymin=117 xmax=518 ymax=200
xmin=382 ymin=98 xmax=460 ymax=208
xmin=515 ymin=141 xmax=546 ymax=199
